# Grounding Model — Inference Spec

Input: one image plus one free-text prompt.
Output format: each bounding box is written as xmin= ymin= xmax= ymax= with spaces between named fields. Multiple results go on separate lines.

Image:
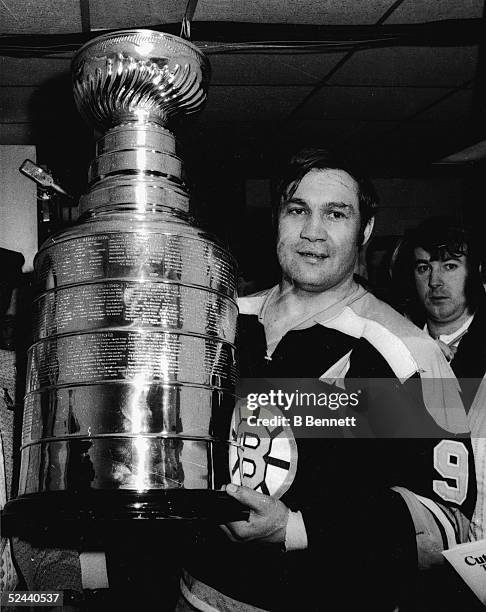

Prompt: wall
xmin=0 ymin=145 xmax=38 ymax=271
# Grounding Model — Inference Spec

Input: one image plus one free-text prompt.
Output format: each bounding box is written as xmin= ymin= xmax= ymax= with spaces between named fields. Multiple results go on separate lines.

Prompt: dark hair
xmin=394 ymin=216 xmax=484 ymax=316
xmin=275 ymin=148 xmax=378 ymax=243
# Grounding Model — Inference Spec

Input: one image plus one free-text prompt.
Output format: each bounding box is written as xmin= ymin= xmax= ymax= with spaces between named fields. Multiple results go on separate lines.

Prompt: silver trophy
xmin=5 ymin=30 xmax=242 ymax=527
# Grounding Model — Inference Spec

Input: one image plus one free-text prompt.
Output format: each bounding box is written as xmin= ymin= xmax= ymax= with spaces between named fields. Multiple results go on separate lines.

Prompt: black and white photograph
xmin=1 ymin=1 xmax=486 ymax=610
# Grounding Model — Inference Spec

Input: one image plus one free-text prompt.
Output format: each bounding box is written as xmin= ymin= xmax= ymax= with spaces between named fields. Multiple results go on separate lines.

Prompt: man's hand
xmin=222 ymin=483 xmax=290 ymax=544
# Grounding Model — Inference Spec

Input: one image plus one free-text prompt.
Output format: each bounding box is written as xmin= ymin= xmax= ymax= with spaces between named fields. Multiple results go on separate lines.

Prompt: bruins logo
xmin=229 ymin=400 xmax=298 ymax=499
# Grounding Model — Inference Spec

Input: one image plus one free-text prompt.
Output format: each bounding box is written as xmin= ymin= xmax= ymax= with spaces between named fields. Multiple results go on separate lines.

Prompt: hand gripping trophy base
xmin=2 ymin=30 xmax=246 ymax=535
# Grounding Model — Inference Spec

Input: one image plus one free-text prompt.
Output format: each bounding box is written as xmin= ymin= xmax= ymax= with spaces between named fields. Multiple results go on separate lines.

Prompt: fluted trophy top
xmin=72 ymin=29 xmax=210 ymax=130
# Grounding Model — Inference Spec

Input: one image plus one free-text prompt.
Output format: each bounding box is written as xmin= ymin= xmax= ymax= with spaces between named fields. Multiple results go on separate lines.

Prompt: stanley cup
xmin=5 ymin=30 xmax=242 ymax=526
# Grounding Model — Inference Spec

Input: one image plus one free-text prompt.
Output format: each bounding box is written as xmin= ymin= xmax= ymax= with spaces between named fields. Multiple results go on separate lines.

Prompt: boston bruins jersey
xmin=185 ymin=287 xmax=476 ymax=612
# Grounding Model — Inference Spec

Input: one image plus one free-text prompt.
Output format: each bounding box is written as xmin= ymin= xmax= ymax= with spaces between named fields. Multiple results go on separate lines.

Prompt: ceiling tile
xmin=327 ymin=47 xmax=478 ymax=88
xmin=89 ymin=0 xmax=187 ymax=31
xmin=439 ymin=140 xmax=486 ymax=163
xmin=364 ymin=119 xmax=471 ymax=163
xmin=195 ymin=0 xmax=395 ymax=24
xmin=208 ymin=53 xmax=346 ymax=85
xmin=413 ymin=89 xmax=473 ymax=121
xmin=281 ymin=119 xmax=375 ymax=143
xmin=181 ymin=116 xmax=471 ymax=170
xmin=385 ymin=0 xmax=484 ymax=23
xmin=1 ymin=0 xmax=81 ymax=34
xmin=299 ymin=86 xmax=459 ymax=121
xmin=203 ymin=86 xmax=313 ymax=120
xmin=1 ymin=0 xmax=482 ymax=36
xmin=182 ymin=119 xmax=368 ymax=146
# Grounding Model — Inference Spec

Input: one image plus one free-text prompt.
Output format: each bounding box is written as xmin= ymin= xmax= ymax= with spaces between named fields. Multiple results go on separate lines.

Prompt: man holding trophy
xmin=2 ymin=29 xmax=479 ymax=612
xmin=179 ymin=149 xmax=478 ymax=611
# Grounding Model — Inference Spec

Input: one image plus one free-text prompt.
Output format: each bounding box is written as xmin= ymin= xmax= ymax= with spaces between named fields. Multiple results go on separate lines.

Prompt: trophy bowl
xmin=72 ymin=29 xmax=211 ymax=130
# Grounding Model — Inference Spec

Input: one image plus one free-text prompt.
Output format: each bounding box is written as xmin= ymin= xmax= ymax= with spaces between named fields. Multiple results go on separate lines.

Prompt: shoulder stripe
xmin=180 ymin=578 xmax=220 ymax=612
xmin=319 ymin=307 xmax=418 ymax=380
xmin=180 ymin=573 xmax=268 ymax=612
xmin=470 ymin=437 xmax=486 ymax=540
xmin=320 ymin=350 xmax=351 ymax=388
xmin=413 ymin=493 xmax=458 ymax=549
xmin=392 ymin=486 xmax=464 ymax=568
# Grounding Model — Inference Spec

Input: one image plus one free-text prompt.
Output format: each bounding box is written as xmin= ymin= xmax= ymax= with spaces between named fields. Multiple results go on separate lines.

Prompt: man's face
xmin=277 ymin=168 xmax=371 ymax=294
xmin=413 ymin=247 xmax=469 ymax=324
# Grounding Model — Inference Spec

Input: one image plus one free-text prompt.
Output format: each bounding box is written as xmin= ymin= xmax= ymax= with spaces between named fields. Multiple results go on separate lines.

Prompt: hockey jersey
xmin=184 ymin=286 xmax=476 ymax=611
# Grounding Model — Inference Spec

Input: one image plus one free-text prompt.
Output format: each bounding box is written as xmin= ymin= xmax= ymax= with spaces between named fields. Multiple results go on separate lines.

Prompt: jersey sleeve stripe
xmin=392 ymin=486 xmax=464 ymax=568
xmin=413 ymin=493 xmax=458 ymax=548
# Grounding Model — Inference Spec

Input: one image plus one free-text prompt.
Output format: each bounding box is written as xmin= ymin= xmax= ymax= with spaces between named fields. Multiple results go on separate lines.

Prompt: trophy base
xmin=2 ymin=490 xmax=248 ymax=544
